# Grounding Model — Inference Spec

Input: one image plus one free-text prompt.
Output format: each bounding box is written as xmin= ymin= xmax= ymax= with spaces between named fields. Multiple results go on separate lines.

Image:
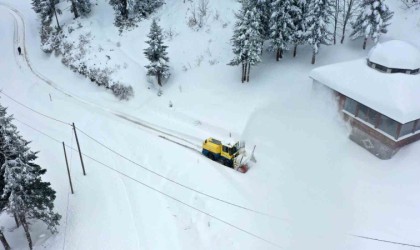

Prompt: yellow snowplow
xmin=202 ymin=138 xmax=248 ymax=173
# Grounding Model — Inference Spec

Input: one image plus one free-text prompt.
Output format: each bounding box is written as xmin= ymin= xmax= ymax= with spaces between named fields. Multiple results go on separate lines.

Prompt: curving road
xmin=0 ymin=3 xmax=203 ymax=153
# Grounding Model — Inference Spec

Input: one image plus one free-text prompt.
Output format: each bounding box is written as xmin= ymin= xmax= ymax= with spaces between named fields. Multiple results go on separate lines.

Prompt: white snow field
xmin=0 ymin=0 xmax=420 ymax=249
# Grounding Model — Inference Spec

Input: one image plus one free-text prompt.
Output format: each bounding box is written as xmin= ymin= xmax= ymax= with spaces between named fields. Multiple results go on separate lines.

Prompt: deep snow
xmin=310 ymin=58 xmax=420 ymax=124
xmin=0 ymin=0 xmax=420 ymax=249
xmin=368 ymin=40 xmax=420 ymax=70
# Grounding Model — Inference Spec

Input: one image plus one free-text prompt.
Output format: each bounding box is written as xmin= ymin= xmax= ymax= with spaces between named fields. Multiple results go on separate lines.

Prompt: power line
xmin=69 ymin=145 xmax=283 ymax=249
xmin=0 ymin=87 xmax=283 ymax=220
xmin=14 ymin=119 xmax=282 ymax=249
xmin=76 ymin=127 xmax=287 ymax=221
xmin=13 ymin=117 xmax=420 ymax=249
xmin=0 ymin=90 xmax=71 ymax=126
xmin=13 ymin=117 xmax=63 ymax=143
xmin=351 ymin=234 xmax=420 ymax=248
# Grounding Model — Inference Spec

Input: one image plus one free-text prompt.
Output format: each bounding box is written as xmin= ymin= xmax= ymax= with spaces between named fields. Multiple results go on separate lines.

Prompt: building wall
xmin=316 ymin=86 xmax=420 ymax=159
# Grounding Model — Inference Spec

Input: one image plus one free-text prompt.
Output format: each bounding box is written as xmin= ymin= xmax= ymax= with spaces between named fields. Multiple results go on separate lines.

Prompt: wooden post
xmin=62 ymin=142 xmax=74 ymax=194
xmin=72 ymin=123 xmax=86 ymax=176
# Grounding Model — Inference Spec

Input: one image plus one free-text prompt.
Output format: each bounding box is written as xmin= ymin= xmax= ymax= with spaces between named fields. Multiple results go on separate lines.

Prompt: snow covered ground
xmin=0 ymin=0 xmax=420 ymax=249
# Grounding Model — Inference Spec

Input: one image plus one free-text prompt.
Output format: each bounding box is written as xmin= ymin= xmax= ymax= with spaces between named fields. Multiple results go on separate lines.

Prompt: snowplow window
xmin=230 ymin=147 xmax=237 ymax=155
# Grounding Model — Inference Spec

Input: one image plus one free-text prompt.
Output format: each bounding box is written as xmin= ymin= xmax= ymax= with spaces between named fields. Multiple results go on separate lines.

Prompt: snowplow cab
xmin=221 ymin=144 xmax=238 ymax=160
xmin=202 ymin=138 xmax=238 ymax=168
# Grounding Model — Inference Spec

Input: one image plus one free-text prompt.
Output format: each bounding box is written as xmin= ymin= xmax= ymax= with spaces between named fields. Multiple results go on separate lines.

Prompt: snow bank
xmin=310 ymin=59 xmax=420 ymax=124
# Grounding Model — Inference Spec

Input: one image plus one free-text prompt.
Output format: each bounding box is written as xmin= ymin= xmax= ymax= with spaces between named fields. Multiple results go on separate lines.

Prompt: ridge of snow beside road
xmin=0 ymin=0 xmax=420 ymax=249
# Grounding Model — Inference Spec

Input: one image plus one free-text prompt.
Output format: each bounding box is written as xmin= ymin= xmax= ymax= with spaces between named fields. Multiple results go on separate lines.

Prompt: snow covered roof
xmin=368 ymin=40 xmax=420 ymax=71
xmin=310 ymin=59 xmax=420 ymax=124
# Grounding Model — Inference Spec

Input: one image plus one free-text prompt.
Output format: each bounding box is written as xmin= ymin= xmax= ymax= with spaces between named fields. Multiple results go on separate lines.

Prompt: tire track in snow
xmin=0 ymin=3 xmax=203 ymax=153
xmin=117 ymin=177 xmax=142 ymax=249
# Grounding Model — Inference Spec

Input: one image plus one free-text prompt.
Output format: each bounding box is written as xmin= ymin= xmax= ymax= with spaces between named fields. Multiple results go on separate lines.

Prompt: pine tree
xmin=70 ymin=0 xmax=80 ymax=18
xmin=76 ymin=0 xmax=92 ymax=16
xmin=350 ymin=0 xmax=393 ymax=49
xmin=0 ymin=103 xmax=61 ymax=250
xmin=229 ymin=1 xmax=264 ymax=83
xmin=109 ymin=0 xmax=164 ymax=30
xmin=249 ymin=0 xmax=273 ymax=39
xmin=32 ymin=0 xmax=61 ymax=53
xmin=32 ymin=0 xmax=60 ymax=27
xmin=269 ymin=0 xmax=295 ymax=61
xmin=70 ymin=0 xmax=91 ymax=18
xmin=31 ymin=0 xmax=42 ymax=13
xmin=109 ymin=0 xmax=129 ymax=28
xmin=0 ymin=126 xmax=11 ymax=250
xmin=0 ymin=104 xmax=23 ymax=250
xmin=133 ymin=0 xmax=164 ymax=18
xmin=306 ymin=0 xmax=333 ymax=64
xmin=0 ymin=171 xmax=9 ymax=250
xmin=340 ymin=0 xmax=358 ymax=44
xmin=144 ymin=19 xmax=170 ymax=87
xmin=291 ymin=0 xmax=308 ymax=57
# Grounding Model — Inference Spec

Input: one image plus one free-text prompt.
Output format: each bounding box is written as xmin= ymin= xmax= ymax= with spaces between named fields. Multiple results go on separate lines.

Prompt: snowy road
xmin=1 ymin=1 xmax=420 ymax=249
xmin=1 ymin=4 xmax=204 ymax=153
xmin=0 ymin=4 xmax=286 ymax=249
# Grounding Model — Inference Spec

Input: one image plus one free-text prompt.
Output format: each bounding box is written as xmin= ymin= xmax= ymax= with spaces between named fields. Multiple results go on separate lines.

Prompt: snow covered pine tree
xmin=69 ymin=0 xmax=92 ymax=18
xmin=306 ymin=0 xmax=333 ymax=64
xmin=109 ymin=0 xmax=129 ymax=28
xmin=291 ymin=0 xmax=308 ymax=57
xmin=32 ymin=0 xmax=62 ymax=53
xmin=229 ymin=0 xmax=264 ymax=83
xmin=32 ymin=0 xmax=61 ymax=29
xmin=270 ymin=0 xmax=295 ymax=61
xmin=133 ymin=0 xmax=164 ymax=18
xmin=0 ymin=103 xmax=61 ymax=250
xmin=250 ymin=0 xmax=272 ymax=39
xmin=350 ymin=0 xmax=394 ymax=49
xmin=109 ymin=0 xmax=164 ymax=29
xmin=0 ymin=107 xmax=12 ymax=250
xmin=144 ymin=19 xmax=170 ymax=87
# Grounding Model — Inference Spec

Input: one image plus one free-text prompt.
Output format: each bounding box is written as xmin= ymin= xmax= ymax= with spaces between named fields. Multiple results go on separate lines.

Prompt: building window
xmin=367 ymin=108 xmax=380 ymax=127
xmin=378 ymin=115 xmax=399 ymax=138
xmin=344 ymin=97 xmax=357 ymax=115
xmin=400 ymin=121 xmax=416 ymax=138
xmin=356 ymin=104 xmax=379 ymax=126
xmin=357 ymin=104 xmax=369 ymax=122
xmin=367 ymin=60 xmax=419 ymax=75
xmin=416 ymin=120 xmax=420 ymax=132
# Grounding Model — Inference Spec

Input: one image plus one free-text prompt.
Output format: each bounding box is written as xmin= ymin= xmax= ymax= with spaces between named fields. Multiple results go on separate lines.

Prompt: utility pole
xmin=72 ymin=123 xmax=86 ymax=175
xmin=62 ymin=142 xmax=74 ymax=194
